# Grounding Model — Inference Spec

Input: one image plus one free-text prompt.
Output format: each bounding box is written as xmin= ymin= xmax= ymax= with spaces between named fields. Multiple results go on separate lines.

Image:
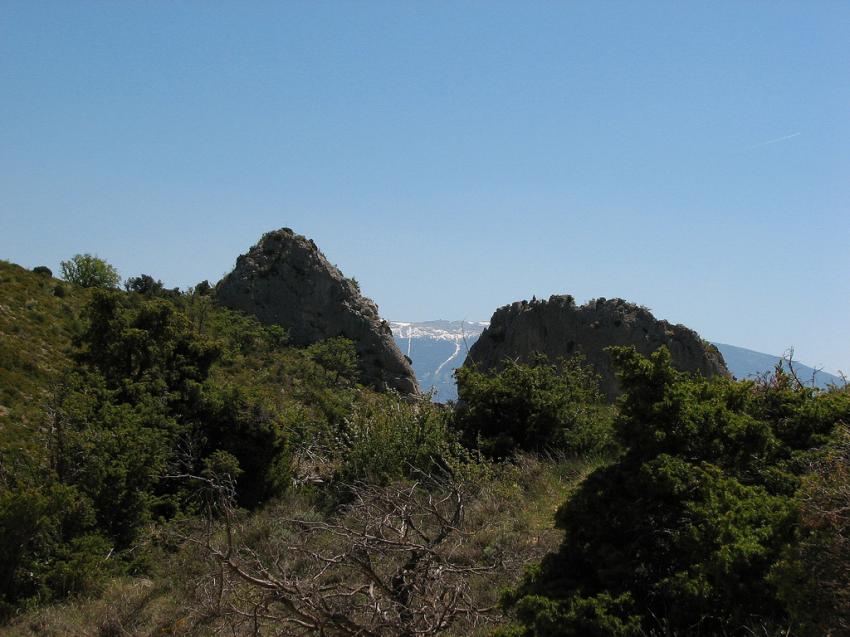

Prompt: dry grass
xmin=0 ymin=578 xmax=185 ymax=637
xmin=1 ymin=454 xmax=604 ymax=636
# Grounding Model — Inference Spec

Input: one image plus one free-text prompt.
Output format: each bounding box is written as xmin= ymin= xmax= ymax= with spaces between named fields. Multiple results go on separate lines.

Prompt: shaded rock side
xmin=465 ymin=295 xmax=728 ymax=401
xmin=215 ymin=228 xmax=420 ymax=395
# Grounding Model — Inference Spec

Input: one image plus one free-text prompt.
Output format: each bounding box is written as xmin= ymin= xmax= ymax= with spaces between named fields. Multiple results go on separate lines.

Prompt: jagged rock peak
xmin=215 ymin=228 xmax=419 ymax=395
xmin=465 ymin=294 xmax=728 ymax=401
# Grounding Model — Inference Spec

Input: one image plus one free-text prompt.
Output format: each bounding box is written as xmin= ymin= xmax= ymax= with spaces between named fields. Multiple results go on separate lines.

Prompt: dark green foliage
xmin=194 ymin=279 xmax=212 ymax=296
xmin=124 ymin=274 xmax=182 ymax=299
xmin=504 ymin=347 xmax=850 ymax=636
xmin=307 ymin=337 xmax=360 ymax=385
xmin=50 ymin=371 xmax=173 ymax=547
xmin=191 ymin=298 xmax=287 ymax=356
xmin=502 ymin=592 xmax=641 ymax=637
xmin=0 ymin=285 xmax=297 ymax=616
xmin=0 ymin=260 xmax=369 ymax=619
xmin=771 ymin=427 xmax=850 ymax=635
xmin=124 ymin=273 xmax=165 ymax=296
xmin=198 ymin=385 xmax=290 ymax=508
xmin=32 ymin=266 xmax=52 ymax=277
xmin=77 ymin=291 xmax=218 ymax=399
xmin=59 ymin=254 xmax=120 ymax=289
xmin=66 ymin=291 xmax=291 ymax=518
xmin=0 ymin=483 xmax=111 ymax=618
xmin=454 ymin=355 xmax=609 ymax=458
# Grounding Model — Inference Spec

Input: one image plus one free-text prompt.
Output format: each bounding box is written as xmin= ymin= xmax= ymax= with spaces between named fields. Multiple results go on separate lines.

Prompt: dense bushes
xmin=454 ymin=355 xmax=611 ymax=458
xmin=5 ymin=257 xmax=850 ymax=633
xmin=0 ymin=284 xmax=309 ymax=616
xmin=773 ymin=426 xmax=850 ymax=635
xmin=306 ymin=336 xmax=360 ymax=385
xmin=0 ymin=484 xmax=112 ymax=619
xmin=0 ymin=262 xmax=412 ymax=619
xmin=334 ymin=393 xmax=473 ymax=484
xmin=62 ymin=291 xmax=292 ymax=522
xmin=502 ymin=347 xmax=850 ymax=636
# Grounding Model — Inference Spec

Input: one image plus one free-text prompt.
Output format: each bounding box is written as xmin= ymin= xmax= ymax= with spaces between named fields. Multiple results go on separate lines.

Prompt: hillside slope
xmin=0 ymin=262 xmax=86 ymax=467
xmin=714 ymin=342 xmax=842 ymax=389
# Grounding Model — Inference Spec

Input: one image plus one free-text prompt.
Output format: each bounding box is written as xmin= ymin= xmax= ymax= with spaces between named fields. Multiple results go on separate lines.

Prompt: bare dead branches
xmin=177 ymin=472 xmax=507 ymax=636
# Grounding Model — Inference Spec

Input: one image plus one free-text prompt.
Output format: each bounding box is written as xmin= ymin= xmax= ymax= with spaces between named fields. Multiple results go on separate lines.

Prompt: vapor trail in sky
xmin=743 ymin=132 xmax=801 ymax=150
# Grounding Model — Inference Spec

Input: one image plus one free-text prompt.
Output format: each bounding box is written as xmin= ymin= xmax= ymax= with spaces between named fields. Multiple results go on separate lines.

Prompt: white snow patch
xmin=433 ymin=341 xmax=462 ymax=377
xmin=390 ymin=321 xmax=489 ymax=342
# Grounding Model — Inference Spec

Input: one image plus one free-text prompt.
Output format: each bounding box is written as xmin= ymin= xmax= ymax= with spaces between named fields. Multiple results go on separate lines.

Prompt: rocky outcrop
xmin=215 ymin=229 xmax=419 ymax=395
xmin=465 ymin=295 xmax=728 ymax=401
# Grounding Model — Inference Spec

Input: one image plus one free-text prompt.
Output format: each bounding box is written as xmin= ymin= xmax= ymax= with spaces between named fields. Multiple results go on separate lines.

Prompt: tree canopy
xmin=60 ymin=254 xmax=120 ymax=289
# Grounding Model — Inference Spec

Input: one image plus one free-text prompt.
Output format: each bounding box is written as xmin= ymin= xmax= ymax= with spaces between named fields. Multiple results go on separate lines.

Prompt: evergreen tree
xmin=502 ymin=347 xmax=850 ymax=636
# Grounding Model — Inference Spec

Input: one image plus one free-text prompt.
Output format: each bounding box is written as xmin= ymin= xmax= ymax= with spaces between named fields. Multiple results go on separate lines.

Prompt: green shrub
xmin=335 ymin=393 xmax=474 ymax=484
xmin=503 ymin=347 xmax=850 ymax=636
xmin=124 ymin=274 xmax=165 ymax=296
xmin=772 ymin=426 xmax=850 ymax=635
xmin=51 ymin=291 xmax=291 ymax=541
xmin=199 ymin=385 xmax=290 ymax=508
xmin=454 ymin=355 xmax=610 ymax=458
xmin=307 ymin=337 xmax=359 ymax=385
xmin=0 ymin=261 xmax=332 ymax=619
xmin=0 ymin=484 xmax=110 ymax=618
xmin=194 ymin=279 xmax=212 ymax=295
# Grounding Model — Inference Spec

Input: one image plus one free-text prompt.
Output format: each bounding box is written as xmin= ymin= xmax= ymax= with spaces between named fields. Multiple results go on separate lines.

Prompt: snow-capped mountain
xmin=391 ymin=321 xmax=843 ymax=402
xmin=390 ymin=321 xmax=488 ymax=402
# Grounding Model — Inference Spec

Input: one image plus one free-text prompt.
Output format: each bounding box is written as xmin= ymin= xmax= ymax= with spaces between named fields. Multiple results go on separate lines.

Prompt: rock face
xmin=215 ymin=229 xmax=420 ymax=395
xmin=465 ymin=295 xmax=728 ymax=401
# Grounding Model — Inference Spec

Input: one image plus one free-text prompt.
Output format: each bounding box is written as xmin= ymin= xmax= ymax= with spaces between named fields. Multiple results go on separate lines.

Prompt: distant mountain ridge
xmin=713 ymin=342 xmax=842 ymax=389
xmin=390 ymin=321 xmax=487 ymax=402
xmin=392 ymin=321 xmax=843 ymax=401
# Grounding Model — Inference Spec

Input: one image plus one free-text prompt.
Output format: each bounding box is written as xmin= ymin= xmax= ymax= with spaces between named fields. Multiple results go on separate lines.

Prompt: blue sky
xmin=1 ymin=1 xmax=848 ymax=373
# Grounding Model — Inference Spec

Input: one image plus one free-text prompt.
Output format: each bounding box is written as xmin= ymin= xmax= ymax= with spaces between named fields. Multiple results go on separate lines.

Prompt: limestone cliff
xmin=465 ymin=295 xmax=727 ymax=401
xmin=215 ymin=229 xmax=419 ymax=395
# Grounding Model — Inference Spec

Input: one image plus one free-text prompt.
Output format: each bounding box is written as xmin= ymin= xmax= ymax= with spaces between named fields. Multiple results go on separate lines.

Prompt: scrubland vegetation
xmin=1 ymin=259 xmax=849 ymax=636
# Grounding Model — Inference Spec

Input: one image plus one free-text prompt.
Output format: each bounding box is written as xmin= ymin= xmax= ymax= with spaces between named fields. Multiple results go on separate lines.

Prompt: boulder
xmin=465 ymin=295 xmax=727 ymax=401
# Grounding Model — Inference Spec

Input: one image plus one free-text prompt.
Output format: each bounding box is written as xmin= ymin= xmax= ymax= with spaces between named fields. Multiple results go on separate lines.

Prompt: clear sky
xmin=1 ymin=1 xmax=848 ymax=374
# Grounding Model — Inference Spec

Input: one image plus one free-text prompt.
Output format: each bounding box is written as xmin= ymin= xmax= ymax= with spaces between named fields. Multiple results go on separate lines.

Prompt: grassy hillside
xmin=0 ymin=261 xmax=355 ymax=486
xmin=0 ymin=263 xmax=85 ymax=458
